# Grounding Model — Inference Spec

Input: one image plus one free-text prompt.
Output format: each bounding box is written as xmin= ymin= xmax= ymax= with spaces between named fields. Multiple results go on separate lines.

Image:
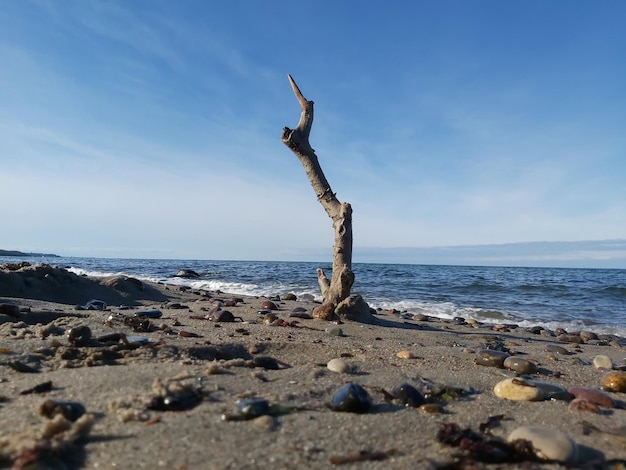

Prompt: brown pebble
xmin=600 ymin=370 xmax=626 ymax=393
xmin=558 ymin=334 xmax=583 ymax=344
xmin=568 ymin=398 xmax=601 ymax=414
xmin=396 ymin=350 xmax=415 ymax=359
xmin=419 ymin=403 xmax=443 ymax=413
xmin=568 ymin=386 xmax=615 ymax=408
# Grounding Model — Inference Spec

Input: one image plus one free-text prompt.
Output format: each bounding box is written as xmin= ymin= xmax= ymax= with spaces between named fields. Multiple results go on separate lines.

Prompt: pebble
xmin=507 ymin=426 xmax=578 ymax=463
xmin=0 ymin=303 xmax=21 ymax=318
xmin=261 ymin=300 xmax=278 ymax=310
xmin=396 ymin=350 xmax=416 ymax=359
xmin=558 ymin=334 xmax=583 ymax=344
xmin=474 ymin=349 xmax=509 ymax=367
xmin=493 ymin=377 xmax=544 ymax=401
xmin=568 ymin=398 xmax=601 ymax=413
xmin=545 ymin=344 xmax=569 ymax=355
xmin=325 ymin=326 xmax=344 ymax=337
xmin=327 ymin=358 xmax=352 ymax=374
xmin=593 ymin=355 xmax=614 ymax=370
xmin=568 ymin=386 xmax=615 ymax=408
xmin=135 ymin=309 xmax=162 ymax=319
xmin=391 ymin=383 xmax=425 ymax=407
xmin=530 ymin=381 xmax=566 ymax=396
xmin=580 ymin=331 xmax=598 ymax=342
xmin=503 ymin=356 xmax=538 ymax=374
xmin=419 ymin=403 xmax=443 ymax=413
xmin=330 ymin=382 xmax=371 ymax=413
xmin=600 ymin=370 xmax=626 ymax=393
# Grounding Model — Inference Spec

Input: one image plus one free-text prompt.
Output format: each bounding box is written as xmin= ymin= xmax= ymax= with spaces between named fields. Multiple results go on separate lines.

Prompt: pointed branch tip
xmin=287 ymin=74 xmax=307 ymax=107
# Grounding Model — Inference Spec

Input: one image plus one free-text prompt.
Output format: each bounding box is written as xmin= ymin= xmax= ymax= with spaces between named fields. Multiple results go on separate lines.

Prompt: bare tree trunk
xmin=281 ymin=75 xmax=372 ymax=322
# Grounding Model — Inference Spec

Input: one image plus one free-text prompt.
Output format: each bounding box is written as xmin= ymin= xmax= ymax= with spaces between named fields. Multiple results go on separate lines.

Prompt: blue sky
xmin=1 ymin=1 xmax=625 ymax=267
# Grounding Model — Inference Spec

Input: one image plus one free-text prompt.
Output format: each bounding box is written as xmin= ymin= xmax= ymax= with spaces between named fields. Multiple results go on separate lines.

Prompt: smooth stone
xmin=593 ymin=355 xmax=614 ymax=370
xmin=558 ymin=334 xmax=584 ymax=344
xmin=396 ymin=350 xmax=416 ymax=359
xmin=600 ymin=370 xmax=626 ymax=393
xmin=0 ymin=303 xmax=21 ymax=318
xmin=493 ymin=377 xmax=544 ymax=401
xmin=327 ymin=358 xmax=352 ymax=374
xmin=503 ymin=356 xmax=538 ymax=374
xmin=261 ymin=300 xmax=279 ymax=310
xmin=330 ymin=382 xmax=371 ymax=413
xmin=530 ymin=381 xmax=567 ymax=396
xmin=135 ymin=309 xmax=162 ymax=319
xmin=175 ymin=269 xmax=199 ymax=278
xmin=391 ymin=383 xmax=425 ymax=407
xmin=568 ymin=386 xmax=615 ymax=408
xmin=474 ymin=349 xmax=509 ymax=368
xmin=282 ymin=293 xmax=297 ymax=301
xmin=580 ymin=331 xmax=598 ymax=341
xmin=546 ymin=344 xmax=569 ymax=355
xmin=325 ymin=326 xmax=344 ymax=337
xmin=568 ymin=398 xmax=601 ymax=414
xmin=507 ymin=426 xmax=578 ymax=463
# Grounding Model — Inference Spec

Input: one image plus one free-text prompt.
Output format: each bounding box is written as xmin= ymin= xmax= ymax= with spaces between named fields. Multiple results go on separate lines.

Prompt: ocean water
xmin=3 ymin=256 xmax=625 ymax=337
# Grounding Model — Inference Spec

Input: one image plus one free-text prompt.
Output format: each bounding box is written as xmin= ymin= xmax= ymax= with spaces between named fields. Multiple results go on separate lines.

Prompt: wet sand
xmin=1 ymin=264 xmax=625 ymax=469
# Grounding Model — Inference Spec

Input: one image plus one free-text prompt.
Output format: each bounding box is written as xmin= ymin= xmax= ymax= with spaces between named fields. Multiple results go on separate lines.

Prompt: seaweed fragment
xmin=436 ymin=422 xmax=539 ymax=465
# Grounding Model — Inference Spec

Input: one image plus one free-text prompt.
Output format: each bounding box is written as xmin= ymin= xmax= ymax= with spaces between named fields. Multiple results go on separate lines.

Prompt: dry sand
xmin=1 ymin=264 xmax=625 ymax=469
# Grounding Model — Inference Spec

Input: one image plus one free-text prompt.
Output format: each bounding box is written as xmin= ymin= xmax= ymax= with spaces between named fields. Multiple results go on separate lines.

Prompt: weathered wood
xmin=281 ymin=75 xmax=371 ymax=321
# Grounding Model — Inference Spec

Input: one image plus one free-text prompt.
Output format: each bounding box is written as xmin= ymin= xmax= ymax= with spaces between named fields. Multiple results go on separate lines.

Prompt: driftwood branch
xmin=282 ymin=74 xmax=371 ymax=322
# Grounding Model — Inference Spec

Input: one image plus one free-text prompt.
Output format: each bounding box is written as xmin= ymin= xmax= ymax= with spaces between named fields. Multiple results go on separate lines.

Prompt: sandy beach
xmin=1 ymin=263 xmax=625 ymax=469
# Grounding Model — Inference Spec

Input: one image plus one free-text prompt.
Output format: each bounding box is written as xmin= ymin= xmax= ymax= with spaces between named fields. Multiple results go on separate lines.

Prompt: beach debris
xmin=327 ymin=358 xmax=352 ymax=374
xmin=0 ymin=303 xmax=21 ymax=318
xmin=330 ymin=382 xmax=372 ymax=413
xmin=39 ymin=399 xmax=87 ymax=422
xmin=329 ymin=449 xmax=399 ymax=465
xmin=593 ymin=354 xmax=614 ymax=370
xmin=0 ymin=402 xmax=94 ymax=469
xmin=66 ymin=325 xmax=92 ymax=347
xmin=503 ymin=356 xmax=538 ymax=374
xmin=474 ymin=349 xmax=509 ymax=368
xmin=20 ymin=380 xmax=53 ymax=395
xmin=600 ymin=370 xmax=626 ymax=393
xmin=437 ymin=421 xmax=537 ymax=464
xmin=507 ymin=426 xmax=579 ymax=464
xmin=568 ymin=386 xmax=616 ymax=408
xmin=147 ymin=376 xmax=204 ymax=412
xmin=493 ymin=378 xmax=544 ymax=401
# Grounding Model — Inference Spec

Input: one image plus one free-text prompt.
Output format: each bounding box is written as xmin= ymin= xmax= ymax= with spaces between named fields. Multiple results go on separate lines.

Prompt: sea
xmin=3 ymin=256 xmax=626 ymax=338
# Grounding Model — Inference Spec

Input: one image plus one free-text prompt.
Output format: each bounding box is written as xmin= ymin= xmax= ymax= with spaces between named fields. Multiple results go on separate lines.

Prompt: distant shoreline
xmin=0 ymin=249 xmax=59 ymax=258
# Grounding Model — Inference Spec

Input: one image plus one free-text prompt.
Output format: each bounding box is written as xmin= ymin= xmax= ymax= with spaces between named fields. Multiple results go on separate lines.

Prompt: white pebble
xmin=593 ymin=354 xmax=614 ymax=370
xmin=493 ymin=377 xmax=544 ymax=401
xmin=327 ymin=358 xmax=352 ymax=374
xmin=508 ymin=426 xmax=578 ymax=463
